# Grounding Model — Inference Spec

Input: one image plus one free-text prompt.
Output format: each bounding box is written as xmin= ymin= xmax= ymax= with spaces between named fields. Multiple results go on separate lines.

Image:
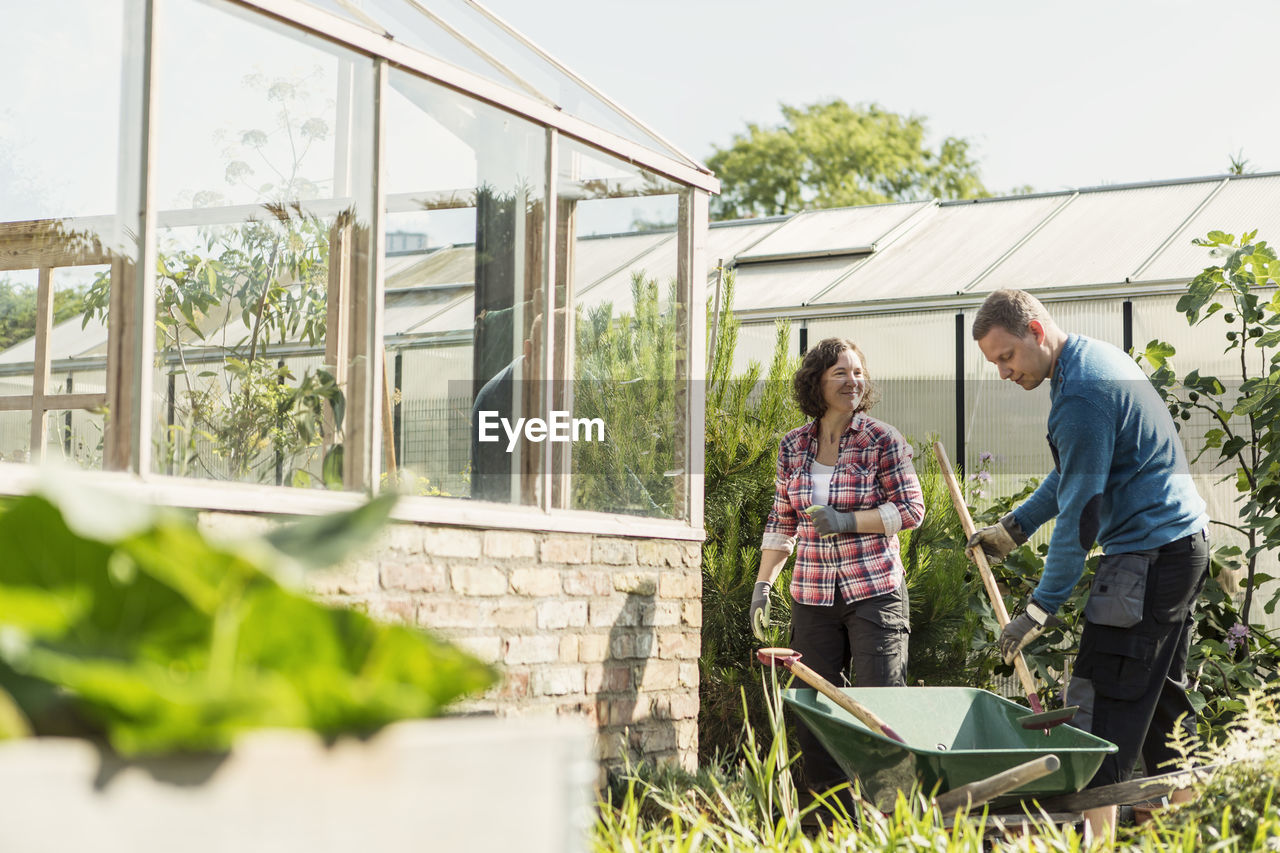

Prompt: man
xmin=967 ymin=289 xmax=1209 ymax=836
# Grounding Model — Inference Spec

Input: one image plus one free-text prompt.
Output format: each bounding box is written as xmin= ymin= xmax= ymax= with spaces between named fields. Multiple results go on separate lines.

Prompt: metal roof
xmin=813 ymin=194 xmax=1068 ymax=304
xmin=1138 ymin=174 xmax=1280 ymax=282
xmin=735 ymin=201 xmax=928 ymax=263
xmin=976 ymin=181 xmax=1222 ymax=292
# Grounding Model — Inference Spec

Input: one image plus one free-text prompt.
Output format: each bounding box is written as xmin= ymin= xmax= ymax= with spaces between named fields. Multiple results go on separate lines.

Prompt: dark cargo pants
xmin=789 ymin=582 xmax=910 ymax=791
xmin=1067 ymin=529 xmax=1209 ymax=787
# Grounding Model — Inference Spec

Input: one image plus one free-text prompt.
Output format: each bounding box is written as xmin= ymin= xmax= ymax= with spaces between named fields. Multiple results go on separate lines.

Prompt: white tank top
xmin=810 ymin=460 xmax=835 ymax=507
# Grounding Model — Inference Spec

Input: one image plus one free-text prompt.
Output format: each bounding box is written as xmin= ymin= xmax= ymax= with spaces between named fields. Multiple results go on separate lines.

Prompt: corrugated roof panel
xmin=385 ymin=287 xmax=470 ymax=336
xmin=1138 ymin=175 xmax=1280 ymax=282
xmin=386 ymin=246 xmax=476 ymax=289
xmin=574 ymin=221 xmax=781 ymax=314
xmin=572 ymin=232 xmax=673 ymax=293
xmin=734 ymin=257 xmax=861 ymax=310
xmin=736 ymin=201 xmax=929 ymax=261
xmin=978 ymin=181 xmax=1219 ymax=292
xmin=814 ymin=195 xmax=1067 ymax=304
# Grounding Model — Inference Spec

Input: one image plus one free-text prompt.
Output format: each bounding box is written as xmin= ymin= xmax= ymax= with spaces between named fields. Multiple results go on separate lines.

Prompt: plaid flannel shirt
xmin=762 ymin=413 xmax=925 ymax=606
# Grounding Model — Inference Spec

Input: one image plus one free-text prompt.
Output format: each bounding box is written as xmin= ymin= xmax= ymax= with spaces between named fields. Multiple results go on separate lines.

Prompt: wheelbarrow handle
xmin=784 ymin=657 xmax=906 ymax=744
xmin=934 ymin=754 xmax=1060 ymax=813
xmin=932 ymin=441 xmax=1045 ymax=716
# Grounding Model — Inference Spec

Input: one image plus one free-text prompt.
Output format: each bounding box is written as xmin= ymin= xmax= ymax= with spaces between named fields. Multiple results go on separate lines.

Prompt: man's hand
xmin=750 ymin=581 xmax=772 ymax=641
xmin=967 ymin=512 xmax=1028 ymax=563
xmin=804 ymin=505 xmax=858 ymax=538
xmin=998 ymin=598 xmax=1063 ymax=664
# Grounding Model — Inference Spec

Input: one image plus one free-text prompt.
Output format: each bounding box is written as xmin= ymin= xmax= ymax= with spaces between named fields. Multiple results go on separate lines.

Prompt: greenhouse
xmin=0 ymin=0 xmax=718 ymax=530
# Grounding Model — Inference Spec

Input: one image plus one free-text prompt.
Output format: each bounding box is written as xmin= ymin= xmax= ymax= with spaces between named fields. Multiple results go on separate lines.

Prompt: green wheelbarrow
xmin=783 ymin=685 xmax=1117 ymax=811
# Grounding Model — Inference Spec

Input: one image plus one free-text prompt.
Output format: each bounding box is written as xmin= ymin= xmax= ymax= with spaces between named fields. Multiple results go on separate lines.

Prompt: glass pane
xmin=0 ymin=0 xmax=129 ymax=468
xmin=556 ymin=138 xmax=686 ymax=518
xmin=151 ymin=0 xmax=376 ymax=488
xmin=384 ymin=68 xmax=547 ymax=504
xmin=311 ymin=0 xmax=690 ymax=163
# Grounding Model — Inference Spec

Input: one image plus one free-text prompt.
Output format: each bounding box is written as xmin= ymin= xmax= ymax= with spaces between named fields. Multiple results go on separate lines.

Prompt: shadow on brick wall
xmin=602 ymin=590 xmax=676 ymax=765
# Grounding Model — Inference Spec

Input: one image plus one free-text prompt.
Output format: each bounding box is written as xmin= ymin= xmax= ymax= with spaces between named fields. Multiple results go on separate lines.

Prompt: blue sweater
xmin=1012 ymin=334 xmax=1207 ymax=613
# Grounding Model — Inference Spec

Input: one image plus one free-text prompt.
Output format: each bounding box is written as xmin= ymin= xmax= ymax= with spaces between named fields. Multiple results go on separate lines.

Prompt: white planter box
xmin=0 ymin=716 xmax=594 ymax=853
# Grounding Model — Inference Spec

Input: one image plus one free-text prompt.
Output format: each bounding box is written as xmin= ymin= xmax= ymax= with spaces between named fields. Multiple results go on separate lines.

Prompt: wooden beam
xmin=0 ymin=393 xmax=108 ymax=413
xmin=103 ymin=258 xmax=133 ymax=470
xmin=28 ymin=268 xmax=54 ymax=460
xmin=1032 ymin=764 xmax=1222 ymax=813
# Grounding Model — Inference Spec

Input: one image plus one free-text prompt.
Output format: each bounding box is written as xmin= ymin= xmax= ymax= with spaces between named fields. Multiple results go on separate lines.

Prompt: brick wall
xmin=200 ymin=513 xmax=702 ymax=772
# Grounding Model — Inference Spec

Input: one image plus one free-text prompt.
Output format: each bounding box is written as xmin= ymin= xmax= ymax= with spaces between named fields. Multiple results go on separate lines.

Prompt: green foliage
xmin=899 ymin=445 xmax=998 ymax=689
xmin=1132 ymin=229 xmax=1280 ymax=736
xmin=1145 ymin=687 xmax=1280 ymax=849
xmin=595 ymin=674 xmax=1280 ymax=850
xmin=968 ymin=480 xmax=1097 ymax=710
xmin=571 ymin=273 xmax=681 ymax=517
xmin=0 ymin=475 xmax=495 ymax=754
xmin=706 ymin=100 xmax=989 ymax=220
xmin=698 ymin=272 xmax=801 ymax=763
xmin=0 ymin=277 xmax=89 ymax=352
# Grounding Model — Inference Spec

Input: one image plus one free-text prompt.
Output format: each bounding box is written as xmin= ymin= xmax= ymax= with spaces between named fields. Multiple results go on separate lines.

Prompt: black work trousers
xmin=1067 ymin=529 xmax=1209 ymax=788
xmin=788 ymin=582 xmax=909 ymax=790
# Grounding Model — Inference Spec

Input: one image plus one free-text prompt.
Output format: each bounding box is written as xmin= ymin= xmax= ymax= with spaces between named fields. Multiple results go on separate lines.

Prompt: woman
xmin=750 ymin=337 xmax=925 ymax=803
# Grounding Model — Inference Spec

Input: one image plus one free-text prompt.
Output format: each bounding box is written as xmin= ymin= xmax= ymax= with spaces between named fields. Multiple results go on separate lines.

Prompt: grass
xmin=591 ymin=676 xmax=1280 ymax=852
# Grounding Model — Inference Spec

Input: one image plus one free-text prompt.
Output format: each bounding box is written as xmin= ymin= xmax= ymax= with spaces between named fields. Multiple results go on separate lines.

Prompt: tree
xmin=706 ymin=100 xmax=989 ymax=220
xmin=0 ymin=279 xmax=88 ymax=352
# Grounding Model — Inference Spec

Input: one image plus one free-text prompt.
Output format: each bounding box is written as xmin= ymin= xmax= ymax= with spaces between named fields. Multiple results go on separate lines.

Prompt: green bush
xmin=0 ymin=472 xmax=496 ymax=754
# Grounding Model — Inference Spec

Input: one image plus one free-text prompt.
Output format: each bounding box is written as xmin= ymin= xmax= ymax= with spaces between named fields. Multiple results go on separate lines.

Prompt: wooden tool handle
xmin=934 ymin=754 xmax=1060 ymax=813
xmin=787 ymin=658 xmax=906 ymax=743
xmin=932 ymin=441 xmax=1044 ymax=714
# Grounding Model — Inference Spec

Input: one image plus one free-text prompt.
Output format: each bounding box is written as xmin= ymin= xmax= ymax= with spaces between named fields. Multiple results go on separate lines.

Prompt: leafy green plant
xmin=0 ymin=472 xmax=495 ymax=754
xmin=1140 ymin=229 xmax=1280 ymax=627
xmin=699 ymin=271 xmax=800 ymax=763
xmin=82 ymin=74 xmax=346 ymax=486
xmin=571 ymin=273 xmax=681 ymax=517
xmin=1132 ymin=228 xmax=1280 ymax=739
xmin=899 ymin=443 xmax=998 ymax=689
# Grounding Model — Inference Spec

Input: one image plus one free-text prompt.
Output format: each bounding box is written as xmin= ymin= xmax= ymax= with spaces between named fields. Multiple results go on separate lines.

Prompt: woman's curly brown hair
xmin=792 ymin=337 xmax=879 ymax=419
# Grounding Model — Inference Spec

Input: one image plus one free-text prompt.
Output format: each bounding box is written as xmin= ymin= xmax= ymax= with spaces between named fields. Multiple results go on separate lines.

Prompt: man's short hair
xmin=972 ymin=289 xmax=1051 ymax=340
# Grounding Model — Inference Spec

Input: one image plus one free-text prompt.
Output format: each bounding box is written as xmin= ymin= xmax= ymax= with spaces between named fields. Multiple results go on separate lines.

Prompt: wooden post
xmin=28 ymin=267 xmax=54 ymax=460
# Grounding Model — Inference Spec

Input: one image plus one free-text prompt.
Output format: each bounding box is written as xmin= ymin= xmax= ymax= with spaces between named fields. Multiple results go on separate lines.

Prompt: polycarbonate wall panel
xmin=1049 ymin=297 xmax=1125 ymax=350
xmin=980 ymin=182 xmax=1220 ymax=291
xmin=1131 ymin=292 xmax=1280 ymax=629
xmin=816 ymin=195 xmax=1068 ymax=304
xmin=804 ymin=311 xmax=957 ymax=455
xmin=723 ymin=322 xmax=796 ymax=379
xmin=1140 ymin=175 xmax=1280 ymax=282
xmin=962 ymin=305 xmax=1052 ymax=513
xmin=736 ymin=202 xmax=927 ymax=261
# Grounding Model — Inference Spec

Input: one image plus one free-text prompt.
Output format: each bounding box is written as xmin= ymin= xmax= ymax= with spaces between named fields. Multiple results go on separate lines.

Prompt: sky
xmin=479 ymin=0 xmax=1280 ymax=195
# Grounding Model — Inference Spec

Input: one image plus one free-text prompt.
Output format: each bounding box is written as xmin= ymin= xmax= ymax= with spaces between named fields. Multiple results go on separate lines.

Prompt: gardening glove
xmin=967 ymin=512 xmax=1028 ymax=563
xmin=998 ymin=598 xmax=1063 ymax=664
xmin=804 ymin=505 xmax=858 ymax=538
xmin=750 ymin=581 xmax=772 ymax=641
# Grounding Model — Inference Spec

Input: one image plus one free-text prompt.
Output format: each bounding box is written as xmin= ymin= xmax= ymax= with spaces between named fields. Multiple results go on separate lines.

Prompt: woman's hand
xmin=804 ymin=504 xmax=858 ymax=537
xmin=750 ymin=581 xmax=772 ymax=640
